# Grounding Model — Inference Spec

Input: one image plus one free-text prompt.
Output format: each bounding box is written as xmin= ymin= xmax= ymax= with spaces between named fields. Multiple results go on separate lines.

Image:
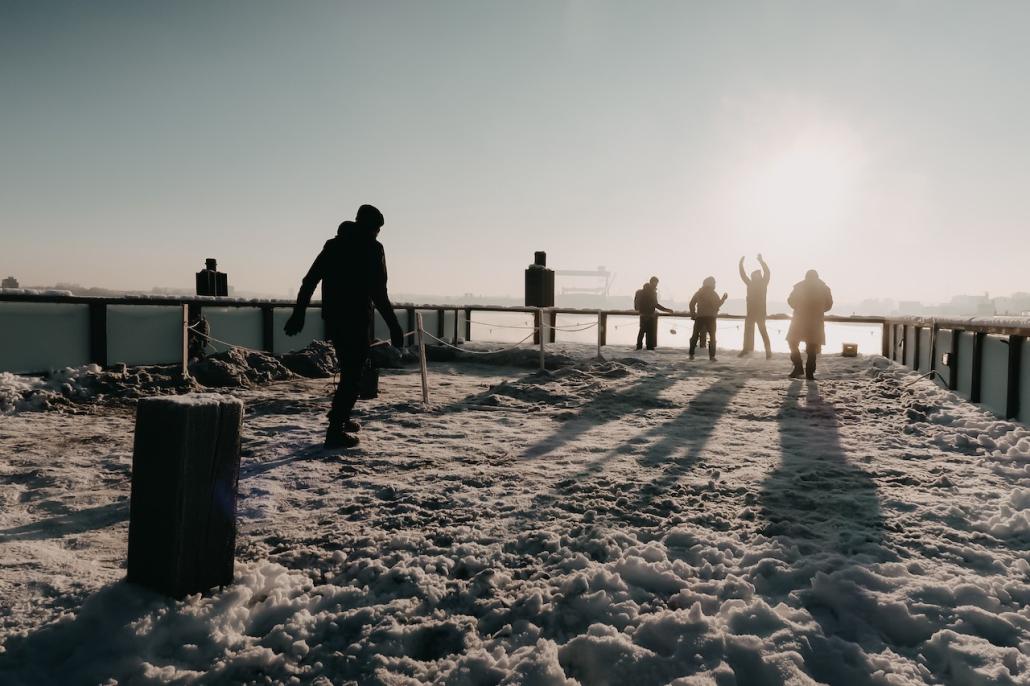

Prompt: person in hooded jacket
xmin=634 ymin=276 xmax=673 ymax=350
xmin=786 ymin=269 xmax=833 ymax=380
xmin=738 ymin=254 xmax=772 ymax=359
xmin=688 ymin=276 xmax=728 ymax=360
xmin=285 ymin=204 xmax=405 ymax=448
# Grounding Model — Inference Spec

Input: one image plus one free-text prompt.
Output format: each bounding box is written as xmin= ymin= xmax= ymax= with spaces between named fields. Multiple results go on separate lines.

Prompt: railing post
xmin=261 ymin=305 xmax=274 ymax=354
xmin=415 ymin=312 xmax=429 ymax=405
xmin=949 ymin=329 xmax=961 ymax=390
xmin=881 ymin=322 xmax=890 ymax=358
xmin=437 ymin=308 xmax=446 ymax=339
xmin=598 ymin=312 xmax=608 ymax=348
xmin=533 ymin=309 xmax=542 ymax=345
xmin=548 ymin=310 xmax=557 ymax=344
xmin=180 ymin=304 xmax=190 ymax=379
xmin=913 ymin=326 xmax=922 ymax=371
xmin=452 ymin=309 xmax=459 ymax=345
xmin=929 ymin=321 xmax=939 ymax=374
xmin=406 ymin=307 xmax=416 ymax=338
xmin=88 ymin=301 xmax=108 ymax=367
xmin=970 ymin=332 xmax=985 ymax=403
xmin=464 ymin=307 xmax=472 ymax=342
xmin=538 ymin=308 xmax=546 ymax=371
xmin=1007 ymin=335 xmax=1024 ymax=419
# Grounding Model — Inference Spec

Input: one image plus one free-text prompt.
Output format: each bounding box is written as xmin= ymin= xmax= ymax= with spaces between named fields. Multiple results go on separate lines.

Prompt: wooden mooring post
xmin=127 ymin=394 xmax=243 ymax=598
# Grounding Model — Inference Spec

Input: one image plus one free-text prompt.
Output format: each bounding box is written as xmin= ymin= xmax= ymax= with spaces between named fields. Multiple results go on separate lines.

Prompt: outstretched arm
xmin=370 ymin=244 xmax=405 ymax=348
xmin=738 ymin=257 xmax=750 ymax=286
xmin=655 ymin=301 xmax=673 ymax=313
xmin=285 ymin=245 xmax=328 ymax=335
xmin=758 ymin=254 xmax=770 ymax=284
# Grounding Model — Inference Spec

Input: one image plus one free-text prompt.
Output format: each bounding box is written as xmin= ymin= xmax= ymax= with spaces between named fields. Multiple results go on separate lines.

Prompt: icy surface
xmin=1 ymin=348 xmax=1028 ymax=685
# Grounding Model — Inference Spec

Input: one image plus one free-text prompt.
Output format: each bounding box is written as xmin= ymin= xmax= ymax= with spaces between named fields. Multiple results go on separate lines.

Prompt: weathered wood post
xmin=261 ymin=305 xmax=275 ymax=353
xmin=464 ymin=307 xmax=472 ymax=342
xmin=970 ymin=332 xmax=986 ymax=403
xmin=415 ymin=312 xmax=429 ymax=405
xmin=548 ymin=310 xmax=557 ymax=344
xmin=538 ymin=308 xmax=546 ymax=371
xmin=532 ymin=309 xmax=542 ymax=345
xmin=1007 ymin=335 xmax=1024 ymax=419
xmin=88 ymin=301 xmax=108 ymax=367
xmin=881 ymin=321 xmax=890 ymax=358
xmin=127 ymin=394 xmax=243 ymax=598
xmin=949 ymin=329 xmax=961 ymax=390
xmin=180 ymin=304 xmax=190 ymax=379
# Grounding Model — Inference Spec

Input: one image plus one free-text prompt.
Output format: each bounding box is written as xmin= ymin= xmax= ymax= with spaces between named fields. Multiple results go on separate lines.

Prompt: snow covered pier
xmin=1 ymin=348 xmax=1028 ymax=684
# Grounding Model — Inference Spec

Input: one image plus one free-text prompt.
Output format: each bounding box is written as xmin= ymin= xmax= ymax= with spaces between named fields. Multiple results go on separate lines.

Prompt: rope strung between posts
xmin=465 ymin=317 xmax=598 ymax=333
xmin=421 ymin=329 xmax=537 ymax=354
xmin=901 ymin=369 xmax=948 ymax=388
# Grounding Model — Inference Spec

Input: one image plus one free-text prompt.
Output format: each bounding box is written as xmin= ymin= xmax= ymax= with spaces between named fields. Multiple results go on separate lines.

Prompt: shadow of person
xmin=0 ymin=581 xmax=168 ymax=685
xmin=759 ymin=380 xmax=883 ymax=565
xmin=756 ymin=381 xmax=898 ymax=666
xmin=0 ymin=501 xmax=128 ymax=543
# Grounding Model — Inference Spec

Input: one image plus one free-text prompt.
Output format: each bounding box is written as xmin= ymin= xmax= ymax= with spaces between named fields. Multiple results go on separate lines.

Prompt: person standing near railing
xmin=738 ymin=253 xmax=772 ymax=359
xmin=634 ymin=276 xmax=673 ymax=350
xmin=688 ymin=277 xmax=728 ymax=361
xmin=786 ymin=269 xmax=833 ymax=380
xmin=285 ymin=204 xmax=405 ymax=449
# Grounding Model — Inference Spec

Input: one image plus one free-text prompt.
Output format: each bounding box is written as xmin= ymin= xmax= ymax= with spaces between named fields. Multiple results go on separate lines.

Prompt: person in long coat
xmin=786 ymin=270 xmax=833 ymax=379
xmin=634 ymin=277 xmax=673 ymax=350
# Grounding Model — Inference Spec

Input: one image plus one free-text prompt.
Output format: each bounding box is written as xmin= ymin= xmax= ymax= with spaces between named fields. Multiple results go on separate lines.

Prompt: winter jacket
xmin=634 ymin=284 xmax=670 ymax=317
xmin=295 ymin=222 xmax=403 ymax=339
xmin=740 ymin=261 xmax=770 ymax=318
xmin=786 ymin=277 xmax=833 ymax=345
xmin=689 ymin=287 xmax=725 ymax=318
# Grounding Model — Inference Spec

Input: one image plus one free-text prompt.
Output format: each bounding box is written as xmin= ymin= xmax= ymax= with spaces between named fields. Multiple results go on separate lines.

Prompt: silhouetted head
xmin=805 ymin=269 xmax=819 ymax=281
xmin=703 ymin=276 xmax=715 ymax=288
xmin=648 ymin=276 xmax=659 ymax=287
xmin=751 ymin=269 xmax=762 ymax=281
xmin=356 ymin=204 xmax=385 ymax=230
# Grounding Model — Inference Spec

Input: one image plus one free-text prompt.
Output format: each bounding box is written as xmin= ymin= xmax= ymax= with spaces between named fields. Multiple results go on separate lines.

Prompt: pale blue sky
xmin=2 ymin=1 xmax=1028 ymax=304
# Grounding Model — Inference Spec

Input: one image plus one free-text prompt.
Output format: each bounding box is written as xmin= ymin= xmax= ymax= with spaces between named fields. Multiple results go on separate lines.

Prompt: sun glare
xmin=738 ymin=128 xmax=865 ymax=235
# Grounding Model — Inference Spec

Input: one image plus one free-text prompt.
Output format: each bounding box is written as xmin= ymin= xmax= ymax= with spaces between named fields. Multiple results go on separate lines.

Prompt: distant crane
xmin=555 ymin=266 xmax=616 ymax=304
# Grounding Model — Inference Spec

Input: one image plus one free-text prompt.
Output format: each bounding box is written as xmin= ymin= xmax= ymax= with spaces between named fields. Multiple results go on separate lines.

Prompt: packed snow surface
xmin=1 ymin=347 xmax=1028 ymax=685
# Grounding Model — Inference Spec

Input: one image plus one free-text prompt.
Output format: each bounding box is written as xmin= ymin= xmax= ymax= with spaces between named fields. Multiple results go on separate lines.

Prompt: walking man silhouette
xmin=634 ymin=277 xmax=673 ymax=350
xmin=688 ymin=277 xmax=728 ymax=361
xmin=285 ymin=204 xmax=405 ymax=449
xmin=738 ymin=254 xmax=772 ymax=359
xmin=786 ymin=269 xmax=833 ymax=380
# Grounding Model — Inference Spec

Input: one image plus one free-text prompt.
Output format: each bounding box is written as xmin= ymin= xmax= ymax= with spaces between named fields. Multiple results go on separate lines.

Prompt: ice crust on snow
xmin=1 ymin=349 xmax=1028 ymax=685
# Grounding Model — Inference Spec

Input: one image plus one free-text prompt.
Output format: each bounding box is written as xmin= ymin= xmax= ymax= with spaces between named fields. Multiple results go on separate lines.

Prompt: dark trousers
xmin=689 ymin=317 xmax=717 ymax=358
xmin=636 ymin=315 xmax=658 ymax=349
xmin=328 ymin=323 xmax=370 ymax=425
xmin=743 ymin=315 xmax=771 ymax=354
xmin=789 ymin=341 xmax=820 ymax=374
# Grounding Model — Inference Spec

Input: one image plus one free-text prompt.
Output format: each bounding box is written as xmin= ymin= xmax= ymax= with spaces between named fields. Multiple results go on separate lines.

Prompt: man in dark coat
xmin=634 ymin=276 xmax=673 ymax=350
xmin=688 ymin=276 xmax=728 ymax=361
xmin=285 ymin=204 xmax=405 ymax=448
xmin=738 ymin=254 xmax=772 ymax=359
xmin=786 ymin=269 xmax=833 ymax=380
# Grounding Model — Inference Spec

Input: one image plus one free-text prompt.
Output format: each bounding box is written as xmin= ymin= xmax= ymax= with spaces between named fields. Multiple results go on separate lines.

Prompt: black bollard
xmin=127 ymin=394 xmax=243 ymax=598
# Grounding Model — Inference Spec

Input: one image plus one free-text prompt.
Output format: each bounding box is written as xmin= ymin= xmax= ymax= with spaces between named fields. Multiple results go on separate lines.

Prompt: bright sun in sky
xmin=735 ymin=126 xmax=866 ymax=238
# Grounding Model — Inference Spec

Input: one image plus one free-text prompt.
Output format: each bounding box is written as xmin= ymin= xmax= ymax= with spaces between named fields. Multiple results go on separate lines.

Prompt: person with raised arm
xmin=688 ymin=276 xmax=728 ymax=361
xmin=786 ymin=269 xmax=833 ymax=380
xmin=738 ymin=254 xmax=772 ymax=359
xmin=284 ymin=204 xmax=405 ymax=449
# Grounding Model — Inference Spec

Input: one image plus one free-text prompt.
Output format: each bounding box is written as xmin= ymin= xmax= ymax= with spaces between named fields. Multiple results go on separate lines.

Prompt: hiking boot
xmin=805 ymin=371 xmax=816 ymax=381
xmin=737 ymin=350 xmax=749 ymax=358
xmin=789 ymin=365 xmax=804 ymax=379
xmin=635 ymin=344 xmax=643 ymax=351
xmin=765 ymin=351 xmax=773 ymax=360
xmin=688 ymin=354 xmax=695 ymax=361
xmin=325 ymin=424 xmax=359 ymax=450
xmin=345 ymin=419 xmax=361 ymax=433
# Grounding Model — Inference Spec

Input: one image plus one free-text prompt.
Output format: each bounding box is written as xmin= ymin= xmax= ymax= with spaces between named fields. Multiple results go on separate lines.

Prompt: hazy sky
xmin=2 ymin=1 xmax=1028 ymax=305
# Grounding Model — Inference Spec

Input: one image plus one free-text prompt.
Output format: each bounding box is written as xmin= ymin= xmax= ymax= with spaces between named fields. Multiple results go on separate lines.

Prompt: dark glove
xmin=284 ymin=309 xmax=305 ymax=336
xmin=390 ymin=324 xmax=405 ymax=349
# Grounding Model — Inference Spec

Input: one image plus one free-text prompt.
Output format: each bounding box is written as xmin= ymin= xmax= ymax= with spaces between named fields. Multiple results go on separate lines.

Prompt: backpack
xmin=634 ymin=289 xmax=644 ymax=312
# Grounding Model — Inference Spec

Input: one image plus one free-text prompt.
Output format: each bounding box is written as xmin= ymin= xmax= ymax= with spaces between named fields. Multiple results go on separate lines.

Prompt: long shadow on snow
xmin=757 ymin=381 xmax=903 ymax=676
xmin=621 ymin=379 xmax=745 ymax=519
xmin=519 ymin=372 xmax=683 ymax=461
xmin=0 ymin=501 xmax=128 ymax=543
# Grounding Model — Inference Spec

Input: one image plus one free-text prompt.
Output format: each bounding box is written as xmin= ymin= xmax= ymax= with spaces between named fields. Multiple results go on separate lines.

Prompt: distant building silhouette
xmin=1 ymin=276 xmax=18 ymax=289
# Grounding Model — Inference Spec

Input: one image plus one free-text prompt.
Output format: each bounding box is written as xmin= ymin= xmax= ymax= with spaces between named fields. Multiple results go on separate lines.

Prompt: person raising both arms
xmin=688 ymin=276 xmax=728 ymax=361
xmin=738 ymin=253 xmax=772 ymax=359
